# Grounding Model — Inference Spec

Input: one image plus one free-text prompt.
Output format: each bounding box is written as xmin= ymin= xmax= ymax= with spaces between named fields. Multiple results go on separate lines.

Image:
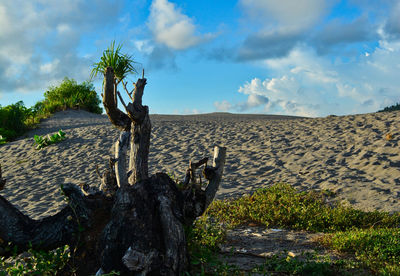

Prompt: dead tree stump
xmin=0 ymin=67 xmax=226 ymax=275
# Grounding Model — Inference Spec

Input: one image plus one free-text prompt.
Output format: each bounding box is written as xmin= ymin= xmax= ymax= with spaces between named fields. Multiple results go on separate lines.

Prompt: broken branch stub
xmin=0 ymin=164 xmax=5 ymax=191
xmin=115 ymin=131 xmax=130 ymax=188
xmin=182 ymin=146 xmax=227 ymax=210
xmin=205 ymin=146 xmax=227 ymax=209
xmin=102 ymin=67 xmax=131 ymax=131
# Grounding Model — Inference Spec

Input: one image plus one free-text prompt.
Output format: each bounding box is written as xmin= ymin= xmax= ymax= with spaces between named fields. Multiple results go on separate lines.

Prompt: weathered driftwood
xmin=0 ymin=67 xmax=226 ymax=275
xmin=0 ymin=164 xmax=5 ymax=191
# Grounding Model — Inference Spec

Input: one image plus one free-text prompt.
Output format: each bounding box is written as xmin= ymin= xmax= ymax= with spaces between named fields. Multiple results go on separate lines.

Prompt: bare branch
xmin=204 ymin=146 xmax=227 ymax=209
xmin=117 ymin=91 xmax=128 ymax=111
xmin=182 ymin=157 xmax=208 ymax=188
xmin=102 ymin=67 xmax=131 ymax=131
xmin=122 ymin=81 xmax=134 ymax=102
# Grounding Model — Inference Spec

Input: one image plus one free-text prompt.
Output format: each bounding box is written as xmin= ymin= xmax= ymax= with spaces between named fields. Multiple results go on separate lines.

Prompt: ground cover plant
xmin=203 ymin=184 xmax=400 ymax=275
xmin=33 ymin=130 xmax=66 ymax=150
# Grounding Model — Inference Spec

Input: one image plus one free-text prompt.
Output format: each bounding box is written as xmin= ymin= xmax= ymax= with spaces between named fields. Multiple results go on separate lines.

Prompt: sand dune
xmin=0 ymin=109 xmax=399 ymax=220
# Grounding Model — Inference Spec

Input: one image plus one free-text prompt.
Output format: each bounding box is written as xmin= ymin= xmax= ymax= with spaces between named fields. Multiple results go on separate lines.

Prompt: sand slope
xmin=0 ymin=110 xmax=399 ymax=219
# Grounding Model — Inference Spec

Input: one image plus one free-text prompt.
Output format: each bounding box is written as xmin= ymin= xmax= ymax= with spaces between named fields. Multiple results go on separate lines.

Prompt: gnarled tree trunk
xmin=0 ymin=67 xmax=226 ymax=275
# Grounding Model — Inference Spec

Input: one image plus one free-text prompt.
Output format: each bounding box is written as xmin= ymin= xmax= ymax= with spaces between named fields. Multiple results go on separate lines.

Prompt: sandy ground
xmin=0 ymin=109 xmax=400 ymax=221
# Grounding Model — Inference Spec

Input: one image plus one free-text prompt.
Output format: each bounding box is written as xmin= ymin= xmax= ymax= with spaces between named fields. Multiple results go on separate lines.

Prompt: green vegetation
xmin=0 ymin=101 xmax=33 ymax=143
xmin=0 ymin=78 xmax=101 ymax=144
xmin=206 ymin=183 xmax=400 ymax=232
xmin=90 ymin=40 xmax=138 ymax=85
xmin=40 ymin=77 xmax=102 ymax=114
xmin=0 ymin=244 xmax=70 ymax=275
xmin=1 ymin=183 xmax=399 ymax=275
xmin=322 ymin=228 xmax=400 ymax=275
xmin=378 ymin=102 xmax=400 ymax=112
xmin=191 ymin=183 xmax=400 ymax=275
xmin=33 ymin=130 xmax=66 ymax=150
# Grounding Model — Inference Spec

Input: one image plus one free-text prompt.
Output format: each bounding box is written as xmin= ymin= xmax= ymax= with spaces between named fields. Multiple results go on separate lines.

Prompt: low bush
xmin=0 ymin=101 xmax=32 ymax=142
xmin=42 ymin=77 xmax=102 ymax=115
xmin=0 ymin=78 xmax=102 ymax=144
xmin=378 ymin=102 xmax=400 ymax=112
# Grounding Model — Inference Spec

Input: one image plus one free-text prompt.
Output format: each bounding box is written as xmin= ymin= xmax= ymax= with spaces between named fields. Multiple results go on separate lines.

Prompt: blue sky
xmin=0 ymin=0 xmax=399 ymax=117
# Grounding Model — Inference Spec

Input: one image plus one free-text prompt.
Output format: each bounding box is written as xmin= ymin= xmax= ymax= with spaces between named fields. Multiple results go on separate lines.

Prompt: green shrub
xmin=0 ymin=78 xmax=102 ymax=144
xmin=0 ymin=101 xmax=31 ymax=141
xmin=43 ymin=78 xmax=102 ymax=114
xmin=378 ymin=102 xmax=400 ymax=112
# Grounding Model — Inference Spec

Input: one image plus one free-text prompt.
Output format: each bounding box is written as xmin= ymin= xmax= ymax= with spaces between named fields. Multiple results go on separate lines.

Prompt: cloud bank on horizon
xmin=0 ymin=0 xmax=399 ymax=117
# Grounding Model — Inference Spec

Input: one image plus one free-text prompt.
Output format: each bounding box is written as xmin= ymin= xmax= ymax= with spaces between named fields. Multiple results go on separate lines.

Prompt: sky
xmin=0 ymin=0 xmax=399 ymax=117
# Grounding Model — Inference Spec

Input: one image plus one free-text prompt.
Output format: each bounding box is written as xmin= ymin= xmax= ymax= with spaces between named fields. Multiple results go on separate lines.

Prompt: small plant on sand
xmin=0 ymin=244 xmax=70 ymax=275
xmin=207 ymin=183 xmax=400 ymax=232
xmin=321 ymin=228 xmax=400 ymax=275
xmin=33 ymin=130 xmax=66 ymax=150
xmin=0 ymin=135 xmax=6 ymax=145
xmin=201 ymin=183 xmax=400 ymax=274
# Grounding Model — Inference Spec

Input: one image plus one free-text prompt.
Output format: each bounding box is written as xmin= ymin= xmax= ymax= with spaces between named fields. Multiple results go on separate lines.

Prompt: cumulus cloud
xmin=219 ymin=41 xmax=400 ymax=117
xmin=237 ymin=30 xmax=302 ymax=61
xmin=211 ymin=0 xmax=398 ymax=62
xmin=214 ymin=100 xmax=232 ymax=112
xmin=384 ymin=1 xmax=400 ymax=38
xmin=146 ymin=45 xmax=177 ymax=71
xmin=235 ymin=0 xmax=330 ymax=61
xmin=0 ymin=0 xmax=121 ymax=96
xmin=240 ymin=0 xmax=330 ymax=32
xmin=313 ymin=16 xmax=379 ymax=54
xmin=148 ymin=0 xmax=213 ymax=50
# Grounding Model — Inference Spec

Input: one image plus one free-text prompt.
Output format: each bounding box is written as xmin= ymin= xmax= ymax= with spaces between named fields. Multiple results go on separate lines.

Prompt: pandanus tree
xmin=0 ymin=42 xmax=226 ymax=275
xmin=90 ymin=41 xmax=138 ymax=108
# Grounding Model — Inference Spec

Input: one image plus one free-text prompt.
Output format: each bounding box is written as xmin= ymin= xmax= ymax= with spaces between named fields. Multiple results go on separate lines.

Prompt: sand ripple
xmin=1 ymin=110 xmax=399 ymax=219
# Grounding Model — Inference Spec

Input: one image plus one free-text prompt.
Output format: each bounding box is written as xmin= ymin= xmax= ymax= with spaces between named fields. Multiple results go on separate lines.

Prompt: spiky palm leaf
xmin=90 ymin=41 xmax=138 ymax=84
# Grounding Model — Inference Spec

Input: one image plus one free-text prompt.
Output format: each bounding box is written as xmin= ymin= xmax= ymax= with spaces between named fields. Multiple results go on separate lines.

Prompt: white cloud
xmin=214 ymin=100 xmax=232 ymax=111
xmin=133 ymin=39 xmax=155 ymax=55
xmin=148 ymin=0 xmax=213 ymax=50
xmin=56 ymin=23 xmax=72 ymax=34
xmin=221 ymin=40 xmax=400 ymax=117
xmin=39 ymin=59 xmax=60 ymax=74
xmin=0 ymin=0 xmax=121 ymax=95
xmin=240 ymin=0 xmax=330 ymax=32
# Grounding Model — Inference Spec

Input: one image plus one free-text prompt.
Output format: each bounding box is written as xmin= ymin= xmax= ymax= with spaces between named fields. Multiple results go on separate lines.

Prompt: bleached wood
xmin=205 ymin=146 xmax=227 ymax=209
xmin=115 ymin=131 xmax=130 ymax=188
